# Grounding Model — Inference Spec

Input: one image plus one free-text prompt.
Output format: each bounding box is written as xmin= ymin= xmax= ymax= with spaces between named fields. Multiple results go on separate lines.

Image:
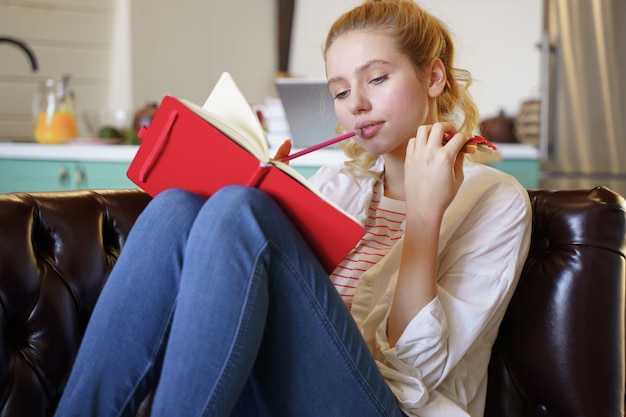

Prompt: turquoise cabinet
xmin=76 ymin=161 xmax=136 ymax=189
xmin=1 ymin=159 xmax=74 ymax=192
xmin=0 ymin=157 xmax=321 ymax=193
xmin=0 ymin=157 xmax=540 ymax=193
xmin=0 ymin=143 xmax=540 ymax=193
xmin=0 ymin=159 xmax=136 ymax=193
xmin=0 ymin=143 xmax=140 ymax=193
xmin=488 ymin=159 xmax=540 ymax=189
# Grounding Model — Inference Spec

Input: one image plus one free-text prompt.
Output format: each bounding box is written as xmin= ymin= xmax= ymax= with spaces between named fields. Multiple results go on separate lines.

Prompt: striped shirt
xmin=330 ymin=184 xmax=406 ymax=309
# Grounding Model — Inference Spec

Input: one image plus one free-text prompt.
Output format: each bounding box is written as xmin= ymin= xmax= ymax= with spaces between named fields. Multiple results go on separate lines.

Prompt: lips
xmin=354 ymin=121 xmax=383 ymax=139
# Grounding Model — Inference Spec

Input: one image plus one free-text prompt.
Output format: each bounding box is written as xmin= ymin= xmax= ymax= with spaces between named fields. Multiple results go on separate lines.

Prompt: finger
xmin=442 ymin=131 xmax=473 ymax=154
xmin=461 ymin=144 xmax=477 ymax=154
xmin=406 ymin=137 xmax=416 ymax=155
xmin=429 ymin=122 xmax=457 ymax=147
xmin=428 ymin=123 xmax=446 ymax=145
xmin=414 ymin=125 xmax=431 ymax=147
xmin=273 ymin=139 xmax=292 ymax=161
xmin=455 ymin=150 xmax=465 ymax=172
xmin=454 ymin=151 xmax=465 ymax=183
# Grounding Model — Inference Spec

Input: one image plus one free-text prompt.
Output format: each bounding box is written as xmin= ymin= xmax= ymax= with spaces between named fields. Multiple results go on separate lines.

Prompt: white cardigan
xmin=309 ymin=158 xmax=532 ymax=417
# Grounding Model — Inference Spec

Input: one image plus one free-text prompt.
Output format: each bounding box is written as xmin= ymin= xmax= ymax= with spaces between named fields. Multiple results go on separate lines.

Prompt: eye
xmin=333 ymin=89 xmax=349 ymax=100
xmin=370 ymin=75 xmax=388 ymax=85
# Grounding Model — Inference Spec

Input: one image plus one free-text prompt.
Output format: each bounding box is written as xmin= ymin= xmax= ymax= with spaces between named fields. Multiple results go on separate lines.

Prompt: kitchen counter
xmin=0 ymin=142 xmax=350 ymax=166
xmin=0 ymin=141 xmax=540 ymax=192
xmin=0 ymin=141 xmax=539 ymax=163
xmin=0 ymin=142 xmax=140 ymax=162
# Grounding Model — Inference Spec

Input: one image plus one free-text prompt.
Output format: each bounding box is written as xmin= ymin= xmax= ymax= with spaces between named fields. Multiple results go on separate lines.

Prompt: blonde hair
xmin=324 ymin=0 xmax=479 ymax=178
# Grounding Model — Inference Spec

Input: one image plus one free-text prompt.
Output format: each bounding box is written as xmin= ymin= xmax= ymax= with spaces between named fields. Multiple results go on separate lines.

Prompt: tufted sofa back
xmin=0 ymin=187 xmax=624 ymax=417
xmin=486 ymin=187 xmax=626 ymax=416
xmin=0 ymin=189 xmax=151 ymax=416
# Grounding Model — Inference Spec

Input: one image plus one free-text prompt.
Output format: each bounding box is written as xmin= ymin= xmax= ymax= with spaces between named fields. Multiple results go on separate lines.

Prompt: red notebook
xmin=127 ymin=73 xmax=364 ymax=273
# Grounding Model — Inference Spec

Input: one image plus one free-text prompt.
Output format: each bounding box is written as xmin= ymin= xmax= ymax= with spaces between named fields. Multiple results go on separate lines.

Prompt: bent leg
xmin=54 ymin=189 xmax=206 ymax=417
xmin=250 ymin=232 xmax=403 ymax=417
xmin=150 ymin=185 xmax=297 ymax=416
xmin=150 ymin=186 xmax=402 ymax=417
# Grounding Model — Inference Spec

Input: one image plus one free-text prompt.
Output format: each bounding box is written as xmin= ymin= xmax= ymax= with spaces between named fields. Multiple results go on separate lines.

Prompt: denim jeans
xmin=54 ymin=186 xmax=405 ymax=417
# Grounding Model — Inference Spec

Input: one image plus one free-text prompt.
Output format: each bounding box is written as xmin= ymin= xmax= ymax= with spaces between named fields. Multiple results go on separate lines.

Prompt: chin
xmin=352 ymin=139 xmax=384 ymax=156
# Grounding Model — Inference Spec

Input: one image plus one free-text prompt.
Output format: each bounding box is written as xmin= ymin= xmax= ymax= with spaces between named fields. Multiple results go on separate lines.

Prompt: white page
xmin=201 ymin=72 xmax=268 ymax=158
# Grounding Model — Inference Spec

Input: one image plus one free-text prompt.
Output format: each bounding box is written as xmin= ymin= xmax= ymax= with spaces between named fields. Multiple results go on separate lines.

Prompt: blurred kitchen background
xmin=0 ymin=0 xmax=541 ymax=141
xmin=0 ymin=0 xmax=278 ymax=142
xmin=0 ymin=0 xmax=624 ymax=194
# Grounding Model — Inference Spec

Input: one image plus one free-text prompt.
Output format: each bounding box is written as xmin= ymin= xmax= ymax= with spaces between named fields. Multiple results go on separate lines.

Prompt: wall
xmin=0 ymin=0 xmax=276 ymax=142
xmin=290 ymin=0 xmax=542 ymax=120
xmin=0 ymin=0 xmax=115 ymax=141
xmin=0 ymin=0 xmax=540 ymax=142
xmin=130 ymin=0 xmax=277 ymax=109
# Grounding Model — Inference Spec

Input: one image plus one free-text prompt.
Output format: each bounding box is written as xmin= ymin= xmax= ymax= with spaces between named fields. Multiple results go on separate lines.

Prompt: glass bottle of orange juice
xmin=34 ymin=75 xmax=78 ymax=144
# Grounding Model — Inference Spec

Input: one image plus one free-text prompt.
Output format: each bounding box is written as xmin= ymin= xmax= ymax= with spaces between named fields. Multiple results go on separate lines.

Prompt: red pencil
xmin=279 ymin=130 xmax=359 ymax=162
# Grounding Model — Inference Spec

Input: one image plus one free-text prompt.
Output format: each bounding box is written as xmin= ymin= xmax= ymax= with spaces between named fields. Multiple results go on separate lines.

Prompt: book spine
xmin=246 ymin=162 xmax=272 ymax=187
xmin=139 ymin=110 xmax=179 ymax=182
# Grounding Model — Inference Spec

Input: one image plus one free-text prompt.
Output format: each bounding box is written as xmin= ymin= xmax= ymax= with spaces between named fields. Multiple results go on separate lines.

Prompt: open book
xmin=127 ymin=72 xmax=365 ymax=273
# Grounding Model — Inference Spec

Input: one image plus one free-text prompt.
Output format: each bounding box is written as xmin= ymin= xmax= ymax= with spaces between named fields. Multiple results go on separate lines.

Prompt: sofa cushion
xmin=0 ymin=187 xmax=624 ymax=417
xmin=0 ymin=189 xmax=151 ymax=417
xmin=486 ymin=187 xmax=626 ymax=416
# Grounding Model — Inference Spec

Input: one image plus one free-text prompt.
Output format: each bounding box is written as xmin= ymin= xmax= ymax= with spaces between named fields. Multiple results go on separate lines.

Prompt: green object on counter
xmin=124 ymin=129 xmax=140 ymax=145
xmin=98 ymin=126 xmax=123 ymax=139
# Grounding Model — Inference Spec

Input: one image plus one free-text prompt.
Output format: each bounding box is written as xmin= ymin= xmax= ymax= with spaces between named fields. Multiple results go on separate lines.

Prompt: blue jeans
xmin=54 ymin=186 xmax=405 ymax=417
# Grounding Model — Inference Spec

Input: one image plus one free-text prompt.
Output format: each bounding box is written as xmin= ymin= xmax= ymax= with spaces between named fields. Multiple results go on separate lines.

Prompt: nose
xmin=348 ymin=86 xmax=371 ymax=115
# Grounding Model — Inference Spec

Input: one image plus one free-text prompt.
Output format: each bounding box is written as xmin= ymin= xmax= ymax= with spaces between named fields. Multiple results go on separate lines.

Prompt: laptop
xmin=275 ymin=78 xmax=340 ymax=148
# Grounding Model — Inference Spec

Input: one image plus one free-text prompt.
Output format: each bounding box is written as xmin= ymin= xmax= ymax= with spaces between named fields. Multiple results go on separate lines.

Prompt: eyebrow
xmin=327 ymin=59 xmax=391 ymax=86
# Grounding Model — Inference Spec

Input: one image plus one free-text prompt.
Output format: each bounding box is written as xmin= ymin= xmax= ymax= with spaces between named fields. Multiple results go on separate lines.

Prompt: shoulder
xmin=309 ymin=163 xmax=369 ymax=218
xmin=447 ymin=161 xmax=532 ymax=242
xmin=309 ymin=163 xmax=344 ymax=184
xmin=463 ymin=160 xmax=523 ymax=188
xmin=436 ymin=162 xmax=533 ymax=294
xmin=308 ymin=159 xmax=383 ymax=221
xmin=461 ymin=161 xmax=530 ymax=206
xmin=450 ymin=161 xmax=532 ymax=249
xmin=308 ymin=163 xmax=356 ymax=196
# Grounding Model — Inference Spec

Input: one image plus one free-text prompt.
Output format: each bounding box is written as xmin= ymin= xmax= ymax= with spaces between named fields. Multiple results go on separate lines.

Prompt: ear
xmin=427 ymin=58 xmax=446 ymax=98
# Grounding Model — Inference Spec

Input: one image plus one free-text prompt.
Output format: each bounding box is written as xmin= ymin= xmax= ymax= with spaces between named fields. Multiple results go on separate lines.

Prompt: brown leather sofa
xmin=0 ymin=187 xmax=624 ymax=417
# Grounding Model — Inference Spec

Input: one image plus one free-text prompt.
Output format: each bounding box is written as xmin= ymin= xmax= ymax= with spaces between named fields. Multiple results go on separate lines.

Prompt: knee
xmin=212 ymin=185 xmax=274 ymax=211
xmin=145 ymin=188 xmax=206 ymax=219
xmin=198 ymin=186 xmax=281 ymax=230
xmin=153 ymin=188 xmax=202 ymax=204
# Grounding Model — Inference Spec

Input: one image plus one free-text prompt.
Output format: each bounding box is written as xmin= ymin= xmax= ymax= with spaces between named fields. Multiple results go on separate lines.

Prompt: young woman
xmin=54 ymin=1 xmax=531 ymax=416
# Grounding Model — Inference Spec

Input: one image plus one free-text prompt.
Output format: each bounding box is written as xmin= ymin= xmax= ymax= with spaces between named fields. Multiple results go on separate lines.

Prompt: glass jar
xmin=33 ymin=75 xmax=78 ymax=144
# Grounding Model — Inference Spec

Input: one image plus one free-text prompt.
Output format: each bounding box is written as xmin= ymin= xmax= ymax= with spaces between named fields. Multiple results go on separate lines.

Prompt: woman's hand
xmin=272 ymin=139 xmax=292 ymax=164
xmin=388 ymin=122 xmax=469 ymax=346
xmin=404 ymin=123 xmax=469 ymax=218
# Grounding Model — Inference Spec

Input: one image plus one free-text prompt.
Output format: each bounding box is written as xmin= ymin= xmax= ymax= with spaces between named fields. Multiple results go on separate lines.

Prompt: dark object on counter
xmin=133 ymin=102 xmax=158 ymax=134
xmin=126 ymin=102 xmax=158 ymax=144
xmin=515 ymin=99 xmax=541 ymax=146
xmin=480 ymin=110 xmax=518 ymax=143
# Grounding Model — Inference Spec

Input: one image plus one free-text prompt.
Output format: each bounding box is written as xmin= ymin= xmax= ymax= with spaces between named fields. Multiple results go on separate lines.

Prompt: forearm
xmin=387 ymin=214 xmax=441 ymax=346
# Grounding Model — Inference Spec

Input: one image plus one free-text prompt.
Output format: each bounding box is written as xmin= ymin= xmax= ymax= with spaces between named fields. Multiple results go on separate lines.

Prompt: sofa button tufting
xmin=532 ymin=403 xmax=548 ymax=416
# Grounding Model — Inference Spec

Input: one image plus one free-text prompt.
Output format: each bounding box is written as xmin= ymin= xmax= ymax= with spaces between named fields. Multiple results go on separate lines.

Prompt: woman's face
xmin=325 ymin=30 xmax=438 ymax=157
